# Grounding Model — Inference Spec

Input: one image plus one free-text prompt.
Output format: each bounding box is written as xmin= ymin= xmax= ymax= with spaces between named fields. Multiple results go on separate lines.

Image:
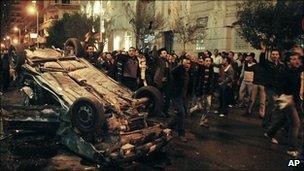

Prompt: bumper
xmin=107 ymin=128 xmax=173 ymax=163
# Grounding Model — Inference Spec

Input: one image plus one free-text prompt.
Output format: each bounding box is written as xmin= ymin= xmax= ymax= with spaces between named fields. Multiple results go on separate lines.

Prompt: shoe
xmin=286 ymin=150 xmax=300 ymax=157
xmin=271 ymin=138 xmax=278 ymax=144
xmin=264 ymin=133 xmax=278 ymax=144
xmin=213 ymin=110 xmax=219 ymax=114
xmin=219 ymin=114 xmax=225 ymax=117
xmin=190 ymin=105 xmax=199 ymax=113
xmin=200 ymin=114 xmax=206 ymax=120
xmin=199 ymin=117 xmax=207 ymax=124
xmin=238 ymin=104 xmax=245 ymax=108
xmin=228 ymin=105 xmax=233 ymax=108
xmin=199 ymin=120 xmax=209 ymax=128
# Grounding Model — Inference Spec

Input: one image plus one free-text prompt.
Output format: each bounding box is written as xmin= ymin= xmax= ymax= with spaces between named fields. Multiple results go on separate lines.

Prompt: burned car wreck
xmin=0 ymin=39 xmax=173 ymax=165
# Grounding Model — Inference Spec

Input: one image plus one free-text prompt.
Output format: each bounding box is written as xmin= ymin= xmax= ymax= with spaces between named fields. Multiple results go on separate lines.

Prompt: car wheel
xmin=70 ymin=97 xmax=104 ymax=141
xmin=64 ymin=38 xmax=85 ymax=58
xmin=134 ymin=86 xmax=164 ymax=117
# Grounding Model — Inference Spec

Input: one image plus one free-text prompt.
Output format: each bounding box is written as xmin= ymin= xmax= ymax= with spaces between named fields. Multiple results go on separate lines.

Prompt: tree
xmin=236 ymin=1 xmax=304 ymax=51
xmin=171 ymin=4 xmax=206 ymax=51
xmin=46 ymin=13 xmax=99 ymax=49
xmin=123 ymin=0 xmax=165 ymax=49
xmin=1 ymin=0 xmax=13 ymax=39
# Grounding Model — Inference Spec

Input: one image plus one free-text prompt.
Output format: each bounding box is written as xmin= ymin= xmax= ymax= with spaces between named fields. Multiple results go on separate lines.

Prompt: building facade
xmin=41 ymin=0 xmax=80 ymax=40
xmin=153 ymin=0 xmax=257 ymax=54
xmin=2 ymin=0 xmax=257 ymax=54
xmin=80 ymin=0 xmax=257 ymax=54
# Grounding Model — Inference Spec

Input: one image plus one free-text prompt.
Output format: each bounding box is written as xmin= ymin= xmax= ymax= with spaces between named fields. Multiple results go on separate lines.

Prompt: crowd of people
xmin=80 ymin=42 xmax=304 ymax=157
xmin=1 ymin=41 xmax=303 ymax=157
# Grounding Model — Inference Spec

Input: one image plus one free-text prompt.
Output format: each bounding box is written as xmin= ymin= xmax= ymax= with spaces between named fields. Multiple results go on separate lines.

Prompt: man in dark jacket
xmin=260 ymin=46 xmax=287 ymax=128
xmin=188 ymin=54 xmax=200 ymax=115
xmin=197 ymin=57 xmax=214 ymax=127
xmin=169 ymin=58 xmax=191 ymax=142
xmin=116 ymin=47 xmax=140 ymax=91
xmin=227 ymin=51 xmax=238 ymax=107
xmin=103 ymin=53 xmax=117 ymax=79
xmin=153 ymin=48 xmax=170 ymax=88
xmin=153 ymin=48 xmax=172 ymax=117
xmin=218 ymin=57 xmax=234 ymax=117
xmin=83 ymin=44 xmax=102 ymax=66
xmin=247 ymin=61 xmax=266 ymax=117
xmin=264 ymin=52 xmax=302 ymax=157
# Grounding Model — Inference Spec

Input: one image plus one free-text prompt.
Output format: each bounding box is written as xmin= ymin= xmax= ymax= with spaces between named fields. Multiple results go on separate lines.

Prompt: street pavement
xmin=132 ymin=106 xmax=301 ymax=170
xmin=1 ymin=106 xmax=302 ymax=170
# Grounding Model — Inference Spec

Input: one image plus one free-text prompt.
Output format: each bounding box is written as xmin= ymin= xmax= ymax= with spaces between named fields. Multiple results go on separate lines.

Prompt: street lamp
xmin=27 ymin=3 xmax=39 ymax=47
xmin=13 ymin=26 xmax=21 ymax=44
xmin=5 ymin=36 xmax=11 ymax=44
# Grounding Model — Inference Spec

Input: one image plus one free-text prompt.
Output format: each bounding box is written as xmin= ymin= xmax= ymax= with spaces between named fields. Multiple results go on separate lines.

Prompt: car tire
xmin=70 ymin=97 xmax=104 ymax=141
xmin=134 ymin=86 xmax=164 ymax=117
xmin=64 ymin=38 xmax=85 ymax=58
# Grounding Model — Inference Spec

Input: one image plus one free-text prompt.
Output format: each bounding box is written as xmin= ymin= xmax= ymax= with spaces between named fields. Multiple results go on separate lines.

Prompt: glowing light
xmin=6 ymin=36 xmax=10 ymax=39
xmin=86 ymin=3 xmax=92 ymax=17
xmin=13 ymin=26 xmax=19 ymax=31
xmin=114 ymin=35 xmax=121 ymax=50
xmin=124 ymin=32 xmax=132 ymax=50
xmin=27 ymin=5 xmax=37 ymax=15
xmin=93 ymin=1 xmax=101 ymax=15
xmin=29 ymin=33 xmax=38 ymax=39
xmin=12 ymin=38 xmax=19 ymax=44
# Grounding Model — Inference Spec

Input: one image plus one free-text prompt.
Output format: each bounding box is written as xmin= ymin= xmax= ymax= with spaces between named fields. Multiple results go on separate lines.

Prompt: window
xmin=196 ymin=39 xmax=205 ymax=51
xmin=62 ymin=0 xmax=70 ymax=4
xmin=196 ymin=17 xmax=208 ymax=28
xmin=124 ymin=32 xmax=133 ymax=50
xmin=196 ymin=33 xmax=205 ymax=51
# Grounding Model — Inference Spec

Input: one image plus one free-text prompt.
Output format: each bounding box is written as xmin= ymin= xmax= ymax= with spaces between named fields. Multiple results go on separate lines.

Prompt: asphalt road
xmin=1 ymin=107 xmax=303 ymax=170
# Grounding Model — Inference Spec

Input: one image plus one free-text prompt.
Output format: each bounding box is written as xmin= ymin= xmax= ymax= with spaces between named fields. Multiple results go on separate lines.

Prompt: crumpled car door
xmin=1 ymin=88 xmax=61 ymax=131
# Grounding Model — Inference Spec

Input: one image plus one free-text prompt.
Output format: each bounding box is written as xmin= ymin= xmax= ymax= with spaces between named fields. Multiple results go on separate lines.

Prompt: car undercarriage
xmin=0 ymin=40 xmax=173 ymax=165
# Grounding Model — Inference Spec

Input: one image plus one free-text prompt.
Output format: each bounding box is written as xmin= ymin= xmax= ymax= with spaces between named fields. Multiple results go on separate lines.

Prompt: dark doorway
xmin=164 ymin=31 xmax=174 ymax=53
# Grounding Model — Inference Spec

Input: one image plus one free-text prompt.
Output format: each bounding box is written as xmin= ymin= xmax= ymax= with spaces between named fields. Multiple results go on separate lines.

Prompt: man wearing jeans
xmin=259 ymin=47 xmax=286 ymax=129
xmin=169 ymin=58 xmax=191 ymax=142
xmin=197 ymin=57 xmax=214 ymax=127
xmin=218 ymin=57 xmax=234 ymax=117
xmin=265 ymin=52 xmax=302 ymax=157
xmin=238 ymin=53 xmax=256 ymax=107
xmin=211 ymin=49 xmax=222 ymax=113
xmin=247 ymin=62 xmax=266 ymax=117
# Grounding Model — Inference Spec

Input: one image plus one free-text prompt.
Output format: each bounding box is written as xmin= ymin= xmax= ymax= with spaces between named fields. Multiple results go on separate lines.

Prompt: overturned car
xmin=0 ymin=39 xmax=172 ymax=165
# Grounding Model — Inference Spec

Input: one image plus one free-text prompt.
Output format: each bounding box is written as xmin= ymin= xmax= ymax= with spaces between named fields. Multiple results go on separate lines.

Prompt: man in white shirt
xmin=238 ymin=53 xmax=256 ymax=107
xmin=211 ymin=49 xmax=223 ymax=113
xmin=211 ymin=49 xmax=223 ymax=90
